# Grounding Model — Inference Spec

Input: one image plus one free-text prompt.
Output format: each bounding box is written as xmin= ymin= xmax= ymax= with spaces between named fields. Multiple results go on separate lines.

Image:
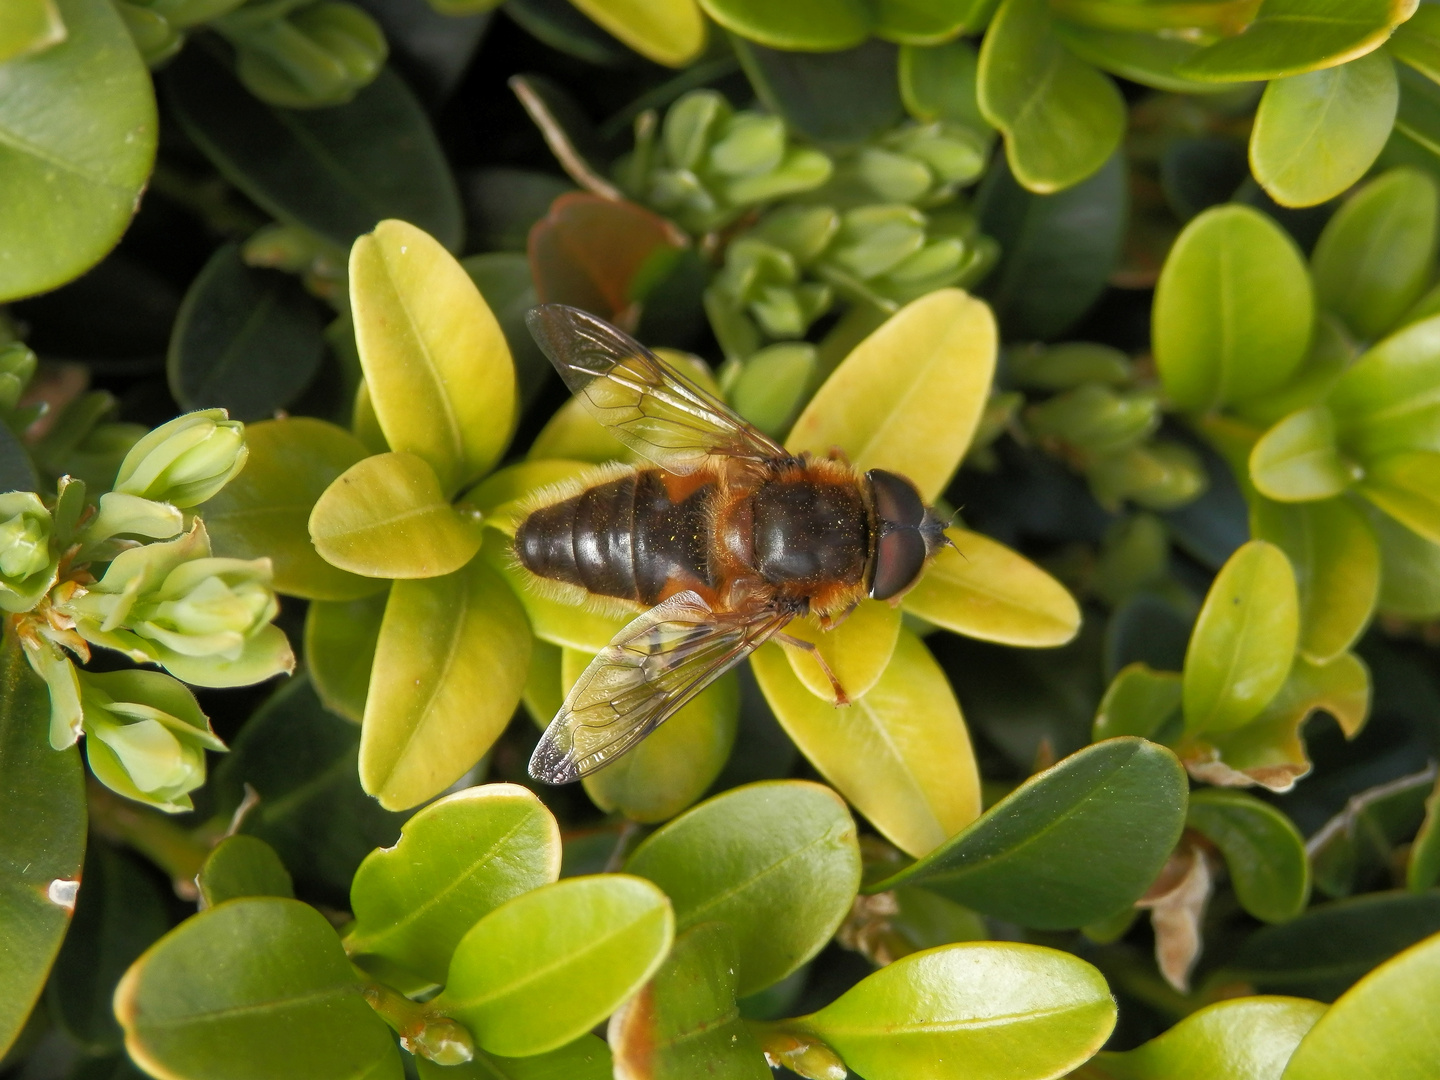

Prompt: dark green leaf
xmin=1093 ymin=663 xmax=1183 ymax=742
xmin=1308 ymin=767 xmax=1434 ymax=898
xmin=462 ymin=253 xmax=551 ymax=412
xmin=0 ymin=421 xmax=38 ymax=494
xmin=732 ymin=36 xmax=904 ymax=144
xmin=196 ymin=835 xmax=295 ymax=909
xmin=1187 ymin=789 xmax=1309 ymax=923
xmin=304 ymin=590 xmax=387 ymax=723
xmin=504 ymin=0 xmax=633 ymax=66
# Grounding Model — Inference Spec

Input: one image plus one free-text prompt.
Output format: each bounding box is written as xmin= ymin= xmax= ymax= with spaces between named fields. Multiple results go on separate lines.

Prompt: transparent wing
xmin=526 ymin=304 xmax=787 ymax=475
xmin=529 ymin=591 xmax=790 ymax=784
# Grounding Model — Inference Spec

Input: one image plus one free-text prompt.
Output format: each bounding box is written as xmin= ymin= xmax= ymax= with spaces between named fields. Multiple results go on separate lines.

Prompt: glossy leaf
xmin=167 ymin=244 xmax=325 ymax=421
xmin=787 ymin=288 xmax=997 ymax=503
xmin=903 ymin=526 xmax=1081 ymax=647
xmin=625 ymin=780 xmax=860 ymax=996
xmin=1368 ymin=502 xmax=1440 ymax=618
xmin=1281 ymin=928 xmax=1440 ymax=1078
xmin=115 ymin=898 xmax=400 ymax=1080
xmin=304 ymin=590 xmax=387 ymax=723
xmin=1054 ymin=24 xmax=1224 ymax=94
xmin=1251 ymin=48 xmax=1398 ymax=208
xmin=434 ymin=874 xmax=674 ymax=1057
xmin=1177 ymin=0 xmax=1414 ymax=82
xmin=732 ymin=37 xmax=904 ymax=144
xmin=697 ymin=0 xmax=870 ymax=51
xmin=1093 ymin=663 xmax=1183 ymax=742
xmin=166 ymin=46 xmax=461 ymax=251
xmin=0 ymin=0 xmax=64 ymax=63
xmin=415 ymin=1036 xmax=612 ymax=1080
xmin=899 ymin=39 xmax=989 ymax=128
xmin=567 ymin=0 xmax=704 ymax=66
xmin=196 ymin=836 xmax=294 ymax=909
xmin=610 ymin=921 xmax=769 ymax=1080
xmin=1154 ymin=205 xmax=1314 ymax=413
xmin=350 ymin=219 xmax=516 ymax=495
xmin=1250 ymin=497 xmax=1380 ymax=663
xmin=1182 ymin=540 xmax=1299 ymax=736
xmin=0 ymin=0 xmax=156 ymax=302
xmin=360 ymin=557 xmax=530 ymax=809
xmin=1085 ymin=996 xmax=1325 ymax=1080
xmin=346 ymin=784 xmax=560 ymax=985
xmin=1187 ymin=790 xmax=1309 ymax=923
xmin=1311 ymin=166 xmax=1438 ymax=343
xmin=781 ymin=599 xmax=901 ymax=704
xmin=204 ymin=417 xmax=384 ymax=601
xmin=526 ymin=396 xmax=636 ymax=467
xmin=752 ymin=630 xmax=981 ymax=859
xmin=869 ymin=738 xmax=1188 ymax=929
xmin=0 ymin=638 xmax=84 ymax=1059
xmin=1249 ymin=406 xmax=1357 ymax=502
xmin=309 ymin=452 xmax=484 ymax=579
xmin=1356 ymin=450 xmax=1440 ymax=543
xmin=1327 ymin=313 xmax=1440 ymax=460
xmin=794 ymin=942 xmax=1116 ymax=1080
xmin=978 ymin=0 xmax=1125 ymax=193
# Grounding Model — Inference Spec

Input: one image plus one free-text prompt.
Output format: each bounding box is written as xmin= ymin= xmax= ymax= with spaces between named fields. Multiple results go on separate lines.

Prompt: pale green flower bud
xmin=114 ymin=409 xmax=248 ymax=508
xmin=129 ymin=558 xmax=280 ymax=660
xmin=0 ymin=343 xmax=37 ymax=413
xmin=79 ymin=669 xmax=226 ymax=814
xmin=0 ymin=492 xmax=58 ymax=613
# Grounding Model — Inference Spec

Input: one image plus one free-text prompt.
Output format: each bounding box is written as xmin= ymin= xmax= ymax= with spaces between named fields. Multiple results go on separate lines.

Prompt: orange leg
xmin=775 ymin=632 xmax=851 ymax=706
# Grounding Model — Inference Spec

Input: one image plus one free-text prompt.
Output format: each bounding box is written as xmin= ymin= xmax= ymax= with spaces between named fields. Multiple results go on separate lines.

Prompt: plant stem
xmin=86 ymin=778 xmax=210 ymax=900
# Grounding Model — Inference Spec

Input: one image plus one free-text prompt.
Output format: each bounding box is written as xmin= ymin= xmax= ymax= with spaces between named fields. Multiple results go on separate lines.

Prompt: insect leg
xmin=774 ymin=632 xmax=851 ymax=706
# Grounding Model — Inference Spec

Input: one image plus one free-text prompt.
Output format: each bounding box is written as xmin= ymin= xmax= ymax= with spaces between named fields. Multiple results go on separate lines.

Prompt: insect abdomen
xmin=515 ymin=470 xmax=716 ymax=606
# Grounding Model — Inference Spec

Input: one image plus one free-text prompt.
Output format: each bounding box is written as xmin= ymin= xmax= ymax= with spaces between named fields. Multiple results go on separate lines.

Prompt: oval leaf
xmin=1093 ymin=663 xmax=1183 ymax=743
xmin=434 ymin=874 xmax=674 ymax=1057
xmin=782 ymin=599 xmax=901 ymax=704
xmin=1327 ymin=313 xmax=1440 ymax=460
xmin=304 ymin=590 xmax=387 ymax=723
xmin=360 ymin=557 xmax=530 ymax=810
xmin=196 ymin=836 xmax=294 ymax=909
xmin=350 ymin=219 xmax=516 ymax=494
xmin=567 ymin=0 xmax=705 ymax=66
xmin=625 ymin=780 xmax=860 ymax=996
xmin=346 ymin=784 xmax=560 ymax=985
xmin=869 ymin=738 xmax=1189 ymax=929
xmin=787 ymin=288 xmax=997 ymax=502
xmin=696 ymin=0 xmax=870 ymax=51
xmin=1188 ymin=789 xmax=1310 ymax=924
xmin=309 ymin=452 xmax=484 ymax=579
xmin=1355 ymin=450 xmax=1440 ymax=544
xmin=1249 ymin=405 xmax=1356 ymax=503
xmin=752 ymin=629 xmax=981 ymax=859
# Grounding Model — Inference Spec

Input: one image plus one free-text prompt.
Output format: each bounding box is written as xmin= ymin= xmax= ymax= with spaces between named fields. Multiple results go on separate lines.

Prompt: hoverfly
xmin=517 ymin=304 xmax=952 ymax=785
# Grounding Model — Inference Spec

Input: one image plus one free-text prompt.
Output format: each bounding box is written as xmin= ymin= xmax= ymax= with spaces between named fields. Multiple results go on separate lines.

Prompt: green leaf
xmin=1249 ymin=406 xmax=1357 ymax=502
xmin=1182 ymin=540 xmax=1299 ymax=736
xmin=787 ymin=288 xmax=997 ymax=503
xmin=625 ymin=780 xmax=861 ymax=996
xmin=309 ymin=452 xmax=485 ymax=579
xmin=872 ymin=0 xmax=979 ymax=44
xmin=974 ymin=150 xmax=1127 ymax=339
xmin=1308 ymin=768 xmax=1433 ymax=899
xmin=1224 ymin=890 xmax=1440 ymax=1001
xmin=1327 ymin=313 xmax=1440 ymax=460
xmin=360 ymin=557 xmax=530 ymax=810
xmin=1053 ymin=23 xmax=1223 ymax=94
xmin=899 ymin=39 xmax=990 ymax=128
xmin=1281 ymin=928 xmax=1440 ymax=1078
xmin=1084 ymin=996 xmax=1325 ymax=1080
xmin=1250 ymin=497 xmax=1380 ymax=663
xmin=731 ymin=37 xmax=904 ymax=143
xmin=115 ymin=898 xmax=401 ymax=1080
xmin=346 ymin=784 xmax=560 ymax=985
xmin=792 ymin=942 xmax=1116 ymax=1080
xmin=1093 ymin=663 xmax=1183 ymax=742
xmin=1176 ymin=0 xmax=1414 ymax=82
xmin=609 ymin=921 xmax=769 ymax=1080
xmin=978 ymin=0 xmax=1125 ymax=193
xmin=415 ymin=1035 xmax=612 ymax=1080
xmin=1153 ymin=205 xmax=1315 ymax=413
xmin=781 ymin=599 xmax=901 ymax=704
xmin=751 ymin=630 xmax=982 ymax=860
xmin=566 ymin=0 xmax=705 ymax=66
xmin=902 ymin=527 xmax=1081 ymax=647
xmin=1312 ymin=167 xmax=1438 ymax=342
xmin=434 ymin=874 xmax=674 ymax=1057
xmin=462 ymin=253 xmax=551 ymax=412
xmin=168 ymin=244 xmax=325 ymax=421
xmin=1187 ymin=790 xmax=1310 ymax=923
xmin=698 ymin=0 xmax=870 ymax=51
xmin=47 ymin=846 xmax=167 ymax=1053
xmin=196 ymin=836 xmax=295 ymax=909
xmin=304 ymin=590 xmax=387 ymax=723
xmin=0 ymin=636 xmax=84 ymax=1059
xmin=1368 ymin=501 xmax=1440 ymax=618
xmin=165 ymin=45 xmax=461 ymax=252
xmin=203 ymin=417 xmax=385 ymax=601
xmin=1251 ymin=48 xmax=1398 ymax=208
xmin=1355 ymin=450 xmax=1440 ymax=543
xmin=868 ymin=738 xmax=1188 ymax=928
xmin=0 ymin=0 xmax=65 ymax=63
xmin=0 ymin=0 xmax=156 ymax=302
xmin=349 ymin=219 xmax=516 ymax=495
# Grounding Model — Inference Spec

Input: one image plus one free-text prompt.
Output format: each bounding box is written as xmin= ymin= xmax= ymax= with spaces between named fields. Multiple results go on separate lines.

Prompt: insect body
xmin=516 ymin=305 xmax=952 ymax=784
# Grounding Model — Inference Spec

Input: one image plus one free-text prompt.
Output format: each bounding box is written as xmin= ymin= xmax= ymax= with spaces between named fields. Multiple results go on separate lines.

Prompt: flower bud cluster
xmin=821 ymin=121 xmax=990 ymax=208
xmin=1007 ymin=343 xmax=1208 ymax=511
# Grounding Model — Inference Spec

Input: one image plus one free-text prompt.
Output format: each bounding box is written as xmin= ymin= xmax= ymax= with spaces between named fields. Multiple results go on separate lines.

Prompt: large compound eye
xmin=870 ymin=527 xmax=927 ymax=600
xmin=867 ymin=469 xmax=926 ymax=528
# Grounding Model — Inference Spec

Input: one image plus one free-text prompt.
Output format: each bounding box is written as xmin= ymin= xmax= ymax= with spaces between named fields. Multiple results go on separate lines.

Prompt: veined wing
xmin=525 ymin=303 xmax=787 ymax=475
xmin=529 ymin=591 xmax=791 ymax=784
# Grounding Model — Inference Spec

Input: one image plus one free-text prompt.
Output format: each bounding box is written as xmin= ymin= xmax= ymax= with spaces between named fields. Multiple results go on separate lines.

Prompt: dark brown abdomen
xmin=515 ymin=470 xmax=716 ymax=606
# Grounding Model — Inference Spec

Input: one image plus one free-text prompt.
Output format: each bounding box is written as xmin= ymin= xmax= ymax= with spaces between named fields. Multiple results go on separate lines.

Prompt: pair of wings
xmin=524 ymin=304 xmax=793 ymax=785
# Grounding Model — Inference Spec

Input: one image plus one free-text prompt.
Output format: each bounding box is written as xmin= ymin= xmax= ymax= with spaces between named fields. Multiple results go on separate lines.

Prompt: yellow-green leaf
xmin=567 ymin=0 xmax=705 ymax=67
xmin=781 ymin=600 xmax=901 ymax=704
xmin=349 ymin=219 xmax=516 ymax=495
xmin=752 ymin=627 xmax=980 ymax=858
xmin=309 ymin=452 xmax=484 ymax=579
xmin=902 ymin=526 xmax=1081 ymax=647
xmin=1356 ymin=450 xmax=1440 ymax=544
xmin=786 ymin=288 xmax=998 ymax=503
xmin=360 ymin=558 xmax=530 ymax=810
xmin=1250 ymin=405 xmax=1358 ymax=503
